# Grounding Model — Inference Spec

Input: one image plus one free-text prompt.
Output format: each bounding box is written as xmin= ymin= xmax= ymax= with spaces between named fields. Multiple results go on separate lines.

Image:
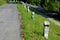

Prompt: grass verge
xmin=17 ymin=3 xmax=60 ymax=40
xmin=0 ymin=0 xmax=7 ymax=5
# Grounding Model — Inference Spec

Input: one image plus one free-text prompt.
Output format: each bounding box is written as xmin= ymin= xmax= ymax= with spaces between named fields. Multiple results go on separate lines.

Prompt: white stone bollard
xmin=27 ymin=6 xmax=30 ymax=12
xmin=32 ymin=12 xmax=35 ymax=20
xmin=44 ymin=21 xmax=50 ymax=39
xmin=22 ymin=2 xmax=26 ymax=9
xmin=24 ymin=4 xmax=26 ymax=9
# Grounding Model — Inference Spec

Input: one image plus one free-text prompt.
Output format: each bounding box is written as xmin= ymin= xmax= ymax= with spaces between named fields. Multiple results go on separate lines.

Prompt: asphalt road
xmin=0 ymin=4 xmax=21 ymax=40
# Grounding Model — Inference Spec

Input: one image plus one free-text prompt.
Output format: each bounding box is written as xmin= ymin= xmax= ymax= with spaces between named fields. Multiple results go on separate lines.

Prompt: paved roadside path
xmin=0 ymin=4 xmax=21 ymax=40
xmin=47 ymin=18 xmax=60 ymax=26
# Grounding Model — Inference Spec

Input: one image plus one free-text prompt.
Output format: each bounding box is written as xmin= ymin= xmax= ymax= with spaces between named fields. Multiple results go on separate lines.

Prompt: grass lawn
xmin=0 ymin=0 xmax=6 ymax=5
xmin=17 ymin=3 xmax=60 ymax=40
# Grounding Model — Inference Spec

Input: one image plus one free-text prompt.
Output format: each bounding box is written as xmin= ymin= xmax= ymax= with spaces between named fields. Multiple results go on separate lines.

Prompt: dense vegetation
xmin=22 ymin=0 xmax=60 ymax=13
xmin=0 ymin=0 xmax=59 ymax=13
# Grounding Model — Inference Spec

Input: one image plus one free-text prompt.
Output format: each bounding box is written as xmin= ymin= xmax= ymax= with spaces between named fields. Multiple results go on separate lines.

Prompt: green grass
xmin=17 ymin=3 xmax=60 ymax=40
xmin=0 ymin=0 xmax=6 ymax=5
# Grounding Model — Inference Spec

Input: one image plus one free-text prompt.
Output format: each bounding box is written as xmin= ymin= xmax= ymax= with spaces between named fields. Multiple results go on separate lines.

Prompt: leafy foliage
xmin=40 ymin=0 xmax=60 ymax=13
xmin=22 ymin=0 xmax=60 ymax=13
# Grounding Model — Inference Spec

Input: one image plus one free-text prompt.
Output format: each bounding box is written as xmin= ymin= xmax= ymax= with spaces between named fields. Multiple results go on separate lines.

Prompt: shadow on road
xmin=30 ymin=6 xmax=49 ymax=18
xmin=29 ymin=6 xmax=60 ymax=21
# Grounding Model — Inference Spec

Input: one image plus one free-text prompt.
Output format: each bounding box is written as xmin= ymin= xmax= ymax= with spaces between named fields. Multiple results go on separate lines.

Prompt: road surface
xmin=0 ymin=4 xmax=21 ymax=40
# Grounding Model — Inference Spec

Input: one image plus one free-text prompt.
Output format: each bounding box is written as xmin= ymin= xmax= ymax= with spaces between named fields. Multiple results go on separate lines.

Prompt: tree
xmin=40 ymin=0 xmax=60 ymax=13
